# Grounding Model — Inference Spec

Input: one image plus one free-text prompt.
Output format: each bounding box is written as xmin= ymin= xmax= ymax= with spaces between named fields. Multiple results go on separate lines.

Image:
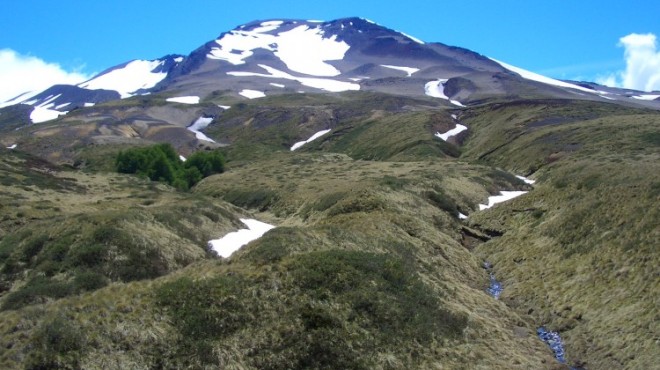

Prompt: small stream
xmin=483 ymin=261 xmax=578 ymax=368
xmin=482 ymin=261 xmax=503 ymax=299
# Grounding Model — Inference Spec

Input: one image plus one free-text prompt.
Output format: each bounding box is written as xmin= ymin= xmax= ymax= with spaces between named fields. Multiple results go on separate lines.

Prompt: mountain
xmin=0 ymin=18 xmax=658 ymax=370
xmin=2 ymin=18 xmax=658 ymax=124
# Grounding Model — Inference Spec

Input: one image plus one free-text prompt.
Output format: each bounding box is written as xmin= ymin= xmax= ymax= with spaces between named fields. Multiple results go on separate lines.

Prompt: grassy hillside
xmin=0 ymin=92 xmax=657 ymax=369
xmin=460 ymin=100 xmax=660 ymax=369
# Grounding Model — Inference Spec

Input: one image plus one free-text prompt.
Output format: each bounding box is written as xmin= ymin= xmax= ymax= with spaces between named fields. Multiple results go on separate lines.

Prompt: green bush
xmin=1 ymin=276 xmax=73 ymax=311
xmin=288 ymin=250 xmax=467 ymax=343
xmin=425 ymin=189 xmax=458 ymax=215
xmin=116 ymin=144 xmax=224 ymax=190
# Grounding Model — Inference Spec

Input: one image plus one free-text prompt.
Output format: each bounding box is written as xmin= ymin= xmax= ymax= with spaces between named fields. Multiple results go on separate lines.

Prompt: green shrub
xmin=25 ymin=316 xmax=84 ymax=369
xmin=1 ymin=276 xmax=73 ymax=311
xmin=288 ymin=250 xmax=467 ymax=343
xmin=222 ymin=188 xmax=279 ymax=211
xmin=68 ymin=244 xmax=106 ymax=267
xmin=116 ymin=144 xmax=224 ymax=190
xmin=425 ymin=189 xmax=458 ymax=215
xmin=73 ymin=270 xmax=108 ymax=292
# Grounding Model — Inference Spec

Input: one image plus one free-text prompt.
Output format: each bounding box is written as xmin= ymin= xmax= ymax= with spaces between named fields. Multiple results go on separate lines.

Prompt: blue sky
xmin=1 ymin=0 xmax=659 ymax=101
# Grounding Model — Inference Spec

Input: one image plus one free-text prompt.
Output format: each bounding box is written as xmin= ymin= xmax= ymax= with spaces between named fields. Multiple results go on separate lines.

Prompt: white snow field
xmin=166 ymin=96 xmax=200 ymax=104
xmin=478 ymin=191 xmax=528 ymax=210
xmin=380 ymin=65 xmax=420 ymax=77
xmin=490 ymin=58 xmax=595 ymax=94
xmin=290 ymin=129 xmax=331 ymax=151
xmin=187 ymin=117 xmax=215 ymax=142
xmin=229 ymin=64 xmax=360 ymax=92
xmin=425 ymin=79 xmax=465 ymax=106
xmin=435 ymin=124 xmax=468 ymax=141
xmin=30 ymin=106 xmax=66 ymax=123
xmin=239 ymin=89 xmax=266 ymax=99
xmin=78 ymin=59 xmax=171 ymax=98
xmin=208 ymin=218 xmax=275 ymax=258
xmin=209 ymin=21 xmax=350 ymax=77
xmin=28 ymin=94 xmax=68 ymax=123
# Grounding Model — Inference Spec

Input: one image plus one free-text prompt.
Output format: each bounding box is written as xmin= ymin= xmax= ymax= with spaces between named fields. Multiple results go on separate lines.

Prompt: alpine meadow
xmin=0 ymin=18 xmax=658 ymax=370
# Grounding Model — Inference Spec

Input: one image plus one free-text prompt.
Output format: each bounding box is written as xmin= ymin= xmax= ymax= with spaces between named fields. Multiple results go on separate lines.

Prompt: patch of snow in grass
xmin=179 ymin=155 xmax=186 ymax=162
xmin=209 ymin=24 xmax=350 ymax=77
xmin=218 ymin=105 xmax=231 ymax=110
xmin=78 ymin=60 xmax=169 ymax=98
xmin=515 ymin=175 xmax=536 ymax=185
xmin=239 ymin=89 xmax=266 ymax=99
xmin=291 ymin=129 xmax=331 ymax=151
xmin=459 ymin=212 xmax=468 ymax=220
xmin=478 ymin=191 xmax=528 ymax=210
xmin=30 ymin=106 xmax=67 ymax=123
xmin=208 ymin=218 xmax=275 ymax=258
xmin=55 ymin=102 xmax=70 ymax=110
xmin=166 ymin=96 xmax=200 ymax=104
xmin=187 ymin=117 xmax=215 ymax=143
xmin=270 ymin=83 xmax=285 ymax=88
xmin=490 ymin=58 xmax=595 ymax=94
xmin=229 ymin=64 xmax=360 ymax=92
xmin=435 ymin=124 xmax=467 ymax=141
xmin=84 ymin=102 xmax=95 ymax=107
xmin=380 ymin=65 xmax=420 ymax=77
xmin=7 ymin=144 xmax=17 ymax=149
xmin=451 ymin=114 xmax=458 ymax=120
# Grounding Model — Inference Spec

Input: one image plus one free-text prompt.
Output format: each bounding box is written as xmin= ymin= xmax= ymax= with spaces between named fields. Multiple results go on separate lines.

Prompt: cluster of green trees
xmin=115 ymin=143 xmax=224 ymax=190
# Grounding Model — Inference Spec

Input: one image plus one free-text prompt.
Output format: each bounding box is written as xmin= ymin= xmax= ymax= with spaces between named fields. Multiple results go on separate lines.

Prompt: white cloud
xmin=597 ymin=33 xmax=660 ymax=92
xmin=0 ymin=49 xmax=91 ymax=104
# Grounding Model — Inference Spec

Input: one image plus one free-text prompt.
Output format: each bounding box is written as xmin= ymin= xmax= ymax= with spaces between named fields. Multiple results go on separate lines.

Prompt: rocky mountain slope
xmin=0 ymin=17 xmax=658 ymax=370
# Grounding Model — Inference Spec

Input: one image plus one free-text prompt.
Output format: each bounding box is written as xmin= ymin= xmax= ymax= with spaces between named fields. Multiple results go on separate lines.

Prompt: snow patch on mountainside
xmin=425 ymin=79 xmax=449 ymax=98
xmin=78 ymin=60 xmax=170 ymax=98
xmin=28 ymin=93 xmax=69 ymax=123
xmin=30 ymin=106 xmax=66 ymax=123
xmin=229 ymin=64 xmax=360 ymax=92
xmin=490 ymin=58 xmax=595 ymax=94
xmin=435 ymin=124 xmax=467 ymax=141
xmin=516 ymin=175 xmax=536 ymax=185
xmin=187 ymin=117 xmax=215 ymax=142
xmin=209 ymin=23 xmax=350 ymax=77
xmin=425 ymin=79 xmax=465 ymax=106
xmin=166 ymin=96 xmax=200 ymax=104
xmin=381 ymin=65 xmax=419 ymax=77
xmin=398 ymin=31 xmax=424 ymax=44
xmin=478 ymin=191 xmax=528 ymax=210
xmin=239 ymin=89 xmax=266 ymax=99
xmin=632 ymin=94 xmax=660 ymax=100
xmin=208 ymin=218 xmax=275 ymax=258
xmin=6 ymin=144 xmax=17 ymax=150
xmin=291 ymin=129 xmax=331 ymax=151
